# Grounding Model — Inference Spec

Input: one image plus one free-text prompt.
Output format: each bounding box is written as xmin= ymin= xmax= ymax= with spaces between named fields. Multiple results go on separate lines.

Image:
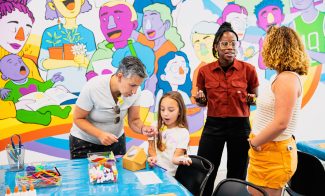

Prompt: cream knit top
xmin=252 ymin=72 xmax=302 ymax=141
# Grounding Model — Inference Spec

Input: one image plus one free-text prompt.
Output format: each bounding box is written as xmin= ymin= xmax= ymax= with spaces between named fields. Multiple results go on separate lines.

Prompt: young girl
xmin=147 ymin=91 xmax=192 ymax=176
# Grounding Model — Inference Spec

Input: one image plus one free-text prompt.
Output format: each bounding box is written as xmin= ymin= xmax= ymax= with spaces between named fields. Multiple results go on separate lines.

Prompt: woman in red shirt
xmin=195 ymin=22 xmax=259 ymax=196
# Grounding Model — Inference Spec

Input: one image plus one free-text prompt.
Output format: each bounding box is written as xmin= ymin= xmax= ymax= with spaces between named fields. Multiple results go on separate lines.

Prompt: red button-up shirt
xmin=197 ymin=59 xmax=259 ymax=117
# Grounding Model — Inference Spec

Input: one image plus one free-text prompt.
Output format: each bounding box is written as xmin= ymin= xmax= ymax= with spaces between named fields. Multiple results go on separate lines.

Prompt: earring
xmin=216 ymin=51 xmax=219 ymax=59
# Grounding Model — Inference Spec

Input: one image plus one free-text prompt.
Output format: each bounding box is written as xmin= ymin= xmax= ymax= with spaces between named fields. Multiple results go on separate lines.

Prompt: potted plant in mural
xmin=46 ymin=31 xmax=63 ymax=60
xmin=61 ymin=28 xmax=83 ymax=60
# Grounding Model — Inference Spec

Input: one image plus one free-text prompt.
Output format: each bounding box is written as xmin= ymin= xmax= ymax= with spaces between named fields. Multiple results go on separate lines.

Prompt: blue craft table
xmin=297 ymin=140 xmax=325 ymax=161
xmin=0 ymin=158 xmax=192 ymax=195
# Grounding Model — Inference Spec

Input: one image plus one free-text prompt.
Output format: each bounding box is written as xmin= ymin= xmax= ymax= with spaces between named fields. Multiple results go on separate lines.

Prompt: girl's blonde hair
xmin=157 ymin=91 xmax=188 ymax=151
xmin=262 ymin=25 xmax=309 ymax=75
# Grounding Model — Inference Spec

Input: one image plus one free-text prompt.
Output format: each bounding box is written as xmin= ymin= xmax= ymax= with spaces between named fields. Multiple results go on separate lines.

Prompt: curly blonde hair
xmin=262 ymin=26 xmax=309 ymax=75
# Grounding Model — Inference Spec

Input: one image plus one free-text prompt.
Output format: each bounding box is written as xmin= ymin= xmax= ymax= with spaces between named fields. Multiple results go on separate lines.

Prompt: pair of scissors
xmin=10 ymin=134 xmax=23 ymax=156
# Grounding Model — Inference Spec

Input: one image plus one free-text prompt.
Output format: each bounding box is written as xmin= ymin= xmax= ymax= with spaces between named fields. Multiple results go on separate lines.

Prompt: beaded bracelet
xmin=140 ymin=125 xmax=144 ymax=134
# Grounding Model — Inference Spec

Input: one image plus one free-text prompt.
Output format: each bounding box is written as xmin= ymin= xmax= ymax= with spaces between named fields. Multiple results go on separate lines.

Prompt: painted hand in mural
xmin=51 ymin=72 xmax=64 ymax=83
xmin=74 ymin=54 xmax=89 ymax=68
xmin=0 ymin=88 xmax=11 ymax=100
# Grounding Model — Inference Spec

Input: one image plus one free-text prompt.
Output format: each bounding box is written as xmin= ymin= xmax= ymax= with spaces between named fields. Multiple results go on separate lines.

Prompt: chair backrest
xmin=174 ymin=155 xmax=214 ymax=196
xmin=286 ymin=151 xmax=325 ymax=195
xmin=212 ymin=178 xmax=268 ymax=196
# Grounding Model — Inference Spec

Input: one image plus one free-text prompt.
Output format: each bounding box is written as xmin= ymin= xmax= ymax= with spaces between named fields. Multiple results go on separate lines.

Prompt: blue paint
xmin=35 ymin=137 xmax=69 ymax=150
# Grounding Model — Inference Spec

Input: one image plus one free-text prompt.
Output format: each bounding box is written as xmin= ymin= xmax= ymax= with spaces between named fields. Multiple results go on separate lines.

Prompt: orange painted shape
xmin=15 ymin=27 xmax=25 ymax=41
xmin=0 ymin=123 xmax=72 ymax=150
xmin=302 ymin=65 xmax=322 ymax=108
xmin=124 ymin=126 xmax=146 ymax=140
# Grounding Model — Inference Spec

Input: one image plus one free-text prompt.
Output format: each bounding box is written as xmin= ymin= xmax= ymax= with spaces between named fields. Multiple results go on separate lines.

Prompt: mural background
xmin=1 ymin=0 xmax=324 ymax=167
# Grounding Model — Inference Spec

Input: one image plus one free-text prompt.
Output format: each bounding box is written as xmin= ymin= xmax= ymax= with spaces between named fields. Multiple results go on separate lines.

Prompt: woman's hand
xmin=98 ymin=132 xmax=118 ymax=146
xmin=195 ymin=90 xmax=207 ymax=106
xmin=247 ymin=93 xmax=257 ymax=105
xmin=147 ymin=156 xmax=157 ymax=167
xmin=248 ymin=138 xmax=261 ymax=151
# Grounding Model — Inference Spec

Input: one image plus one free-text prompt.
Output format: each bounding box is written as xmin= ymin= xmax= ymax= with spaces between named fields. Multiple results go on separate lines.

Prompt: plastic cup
xmin=6 ymin=145 xmax=25 ymax=171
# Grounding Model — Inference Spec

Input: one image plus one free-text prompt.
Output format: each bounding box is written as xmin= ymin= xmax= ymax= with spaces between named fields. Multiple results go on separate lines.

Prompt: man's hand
xmin=142 ymin=125 xmax=158 ymax=137
xmin=98 ymin=132 xmax=118 ymax=146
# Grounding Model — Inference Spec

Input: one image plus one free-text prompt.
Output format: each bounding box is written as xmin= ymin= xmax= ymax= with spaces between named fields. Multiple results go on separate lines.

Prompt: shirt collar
xmin=211 ymin=59 xmax=240 ymax=71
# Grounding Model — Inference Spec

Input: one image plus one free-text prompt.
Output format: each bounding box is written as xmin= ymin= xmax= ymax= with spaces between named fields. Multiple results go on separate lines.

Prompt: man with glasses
xmin=69 ymin=56 xmax=157 ymax=159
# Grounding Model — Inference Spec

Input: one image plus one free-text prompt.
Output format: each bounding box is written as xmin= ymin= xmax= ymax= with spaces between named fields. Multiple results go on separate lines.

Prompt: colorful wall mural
xmin=0 ymin=0 xmax=324 ymax=163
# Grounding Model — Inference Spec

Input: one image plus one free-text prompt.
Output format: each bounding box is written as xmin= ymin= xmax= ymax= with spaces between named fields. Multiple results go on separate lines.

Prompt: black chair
xmin=285 ymin=151 xmax=325 ymax=196
xmin=174 ymin=155 xmax=214 ymax=196
xmin=212 ymin=178 xmax=268 ymax=196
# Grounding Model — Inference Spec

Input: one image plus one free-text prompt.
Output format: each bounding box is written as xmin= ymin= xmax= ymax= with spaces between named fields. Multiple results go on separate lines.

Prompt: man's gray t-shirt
xmin=70 ymin=75 xmax=141 ymax=144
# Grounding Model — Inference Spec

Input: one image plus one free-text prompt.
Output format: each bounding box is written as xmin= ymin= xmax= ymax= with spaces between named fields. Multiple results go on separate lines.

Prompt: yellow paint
xmin=0 ymin=105 xmax=75 ymax=140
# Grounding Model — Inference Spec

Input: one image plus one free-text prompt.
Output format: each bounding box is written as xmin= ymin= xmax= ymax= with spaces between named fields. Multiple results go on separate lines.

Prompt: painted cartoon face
xmin=160 ymin=96 xmax=179 ymax=129
xmin=119 ymin=74 xmax=143 ymax=97
xmin=143 ymin=10 xmax=166 ymax=40
xmin=0 ymin=55 xmax=29 ymax=81
xmin=52 ymin=0 xmax=83 ymax=19
xmin=162 ymin=55 xmax=188 ymax=86
xmin=257 ymin=5 xmax=284 ymax=31
xmin=226 ymin=12 xmax=247 ymax=40
xmin=0 ymin=10 xmax=32 ymax=54
xmin=192 ymin=33 xmax=215 ymax=63
xmin=291 ymin=0 xmax=314 ymax=10
xmin=99 ymin=4 xmax=136 ymax=43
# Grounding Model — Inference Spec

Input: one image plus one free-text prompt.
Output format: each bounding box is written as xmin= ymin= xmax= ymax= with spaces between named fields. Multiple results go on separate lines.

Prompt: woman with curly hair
xmin=247 ymin=26 xmax=309 ymax=196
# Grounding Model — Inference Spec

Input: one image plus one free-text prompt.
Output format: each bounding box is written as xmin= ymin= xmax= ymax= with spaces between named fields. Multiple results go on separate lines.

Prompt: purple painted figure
xmin=0 ymin=54 xmax=71 ymax=126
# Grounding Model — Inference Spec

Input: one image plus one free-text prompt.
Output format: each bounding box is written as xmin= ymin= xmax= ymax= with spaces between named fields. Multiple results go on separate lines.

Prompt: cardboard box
xmin=123 ymin=146 xmax=147 ymax=171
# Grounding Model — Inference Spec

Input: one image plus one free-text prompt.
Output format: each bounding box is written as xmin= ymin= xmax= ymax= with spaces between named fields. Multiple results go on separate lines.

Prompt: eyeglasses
xmin=111 ymin=105 xmax=120 ymax=124
xmin=219 ymin=40 xmax=239 ymax=49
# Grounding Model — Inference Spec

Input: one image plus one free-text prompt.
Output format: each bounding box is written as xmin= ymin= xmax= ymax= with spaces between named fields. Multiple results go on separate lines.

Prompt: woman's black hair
xmin=212 ymin=22 xmax=239 ymax=58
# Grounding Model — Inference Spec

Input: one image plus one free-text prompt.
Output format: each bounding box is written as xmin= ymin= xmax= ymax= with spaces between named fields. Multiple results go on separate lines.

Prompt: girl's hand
xmin=98 ymin=132 xmax=118 ymax=146
xmin=147 ymin=156 xmax=157 ymax=167
xmin=176 ymin=155 xmax=192 ymax=166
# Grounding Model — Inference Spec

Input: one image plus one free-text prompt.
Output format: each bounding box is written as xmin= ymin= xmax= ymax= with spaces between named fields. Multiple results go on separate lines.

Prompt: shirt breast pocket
xmin=205 ymin=82 xmax=220 ymax=89
xmin=231 ymin=80 xmax=247 ymax=89
xmin=231 ymin=80 xmax=247 ymax=102
xmin=205 ymin=81 xmax=224 ymax=100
